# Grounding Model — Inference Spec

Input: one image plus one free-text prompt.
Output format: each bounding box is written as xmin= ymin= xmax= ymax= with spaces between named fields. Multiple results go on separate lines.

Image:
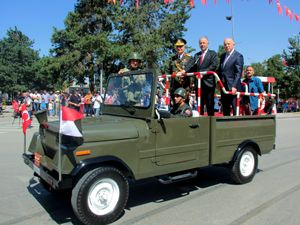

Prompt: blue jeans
xmin=94 ymin=107 xmax=100 ymax=117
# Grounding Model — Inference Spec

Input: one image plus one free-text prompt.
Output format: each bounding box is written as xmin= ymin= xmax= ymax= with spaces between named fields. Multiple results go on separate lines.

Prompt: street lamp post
xmin=230 ymin=0 xmax=234 ymax=40
xmin=226 ymin=0 xmax=235 ymax=40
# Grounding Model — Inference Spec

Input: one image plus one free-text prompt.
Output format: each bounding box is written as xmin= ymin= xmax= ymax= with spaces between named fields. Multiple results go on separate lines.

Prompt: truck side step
xmin=158 ymin=170 xmax=198 ymax=184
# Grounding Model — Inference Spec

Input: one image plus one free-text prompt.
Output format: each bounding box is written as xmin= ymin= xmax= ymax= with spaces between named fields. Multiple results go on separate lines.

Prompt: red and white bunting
xmin=105 ymin=0 xmax=299 ymax=23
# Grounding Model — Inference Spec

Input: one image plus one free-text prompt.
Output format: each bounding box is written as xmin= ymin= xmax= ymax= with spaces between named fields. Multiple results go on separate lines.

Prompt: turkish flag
xmin=21 ymin=104 xmax=31 ymax=134
xmin=190 ymin=0 xmax=195 ymax=7
xmin=60 ymin=106 xmax=84 ymax=137
xmin=276 ymin=0 xmax=282 ymax=15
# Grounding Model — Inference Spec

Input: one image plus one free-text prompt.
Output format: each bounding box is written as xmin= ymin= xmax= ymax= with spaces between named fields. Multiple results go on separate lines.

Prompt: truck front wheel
xmin=231 ymin=146 xmax=258 ymax=184
xmin=71 ymin=167 xmax=129 ymax=225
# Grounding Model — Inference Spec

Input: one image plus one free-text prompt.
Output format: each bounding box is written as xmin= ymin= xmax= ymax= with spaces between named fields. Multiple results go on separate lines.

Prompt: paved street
xmin=0 ymin=107 xmax=300 ymax=225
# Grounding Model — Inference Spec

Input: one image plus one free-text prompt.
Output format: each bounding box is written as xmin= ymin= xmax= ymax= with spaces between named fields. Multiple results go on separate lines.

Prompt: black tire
xmin=71 ymin=167 xmax=129 ymax=225
xmin=231 ymin=146 xmax=258 ymax=184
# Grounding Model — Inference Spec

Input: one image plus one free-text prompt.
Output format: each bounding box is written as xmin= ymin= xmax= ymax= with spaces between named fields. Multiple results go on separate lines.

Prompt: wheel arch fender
xmin=71 ymin=156 xmax=135 ymax=184
xmin=232 ymin=140 xmax=261 ymax=163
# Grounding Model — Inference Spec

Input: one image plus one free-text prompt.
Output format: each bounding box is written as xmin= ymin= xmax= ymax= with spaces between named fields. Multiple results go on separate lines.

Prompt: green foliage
xmin=217 ymin=45 xmax=225 ymax=59
xmin=0 ymin=27 xmax=39 ymax=94
xmin=282 ymin=35 xmax=300 ymax=99
xmin=264 ymin=55 xmax=285 ymax=97
xmin=50 ymin=0 xmax=192 ymax=86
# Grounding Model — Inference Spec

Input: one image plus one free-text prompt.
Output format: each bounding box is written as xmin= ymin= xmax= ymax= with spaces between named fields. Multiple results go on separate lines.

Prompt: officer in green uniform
xmin=169 ymin=38 xmax=192 ymax=94
xmin=170 ymin=87 xmax=192 ymax=117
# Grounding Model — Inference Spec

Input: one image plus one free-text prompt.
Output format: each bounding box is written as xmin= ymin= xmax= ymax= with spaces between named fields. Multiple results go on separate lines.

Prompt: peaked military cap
xmin=175 ymin=38 xmax=187 ymax=46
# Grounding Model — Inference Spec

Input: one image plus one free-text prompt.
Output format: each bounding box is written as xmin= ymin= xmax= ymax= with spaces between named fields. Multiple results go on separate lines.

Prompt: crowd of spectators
xmin=277 ymin=98 xmax=299 ymax=113
xmin=11 ymin=89 xmax=104 ymax=121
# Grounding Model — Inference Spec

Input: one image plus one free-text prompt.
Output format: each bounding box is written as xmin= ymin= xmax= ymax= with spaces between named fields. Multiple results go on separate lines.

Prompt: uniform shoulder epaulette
xmin=184 ymin=53 xmax=191 ymax=57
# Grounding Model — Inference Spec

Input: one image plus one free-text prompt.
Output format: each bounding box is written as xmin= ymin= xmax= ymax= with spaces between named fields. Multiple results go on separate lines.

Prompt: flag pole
xmin=23 ymin=133 xmax=26 ymax=153
xmin=58 ymin=131 xmax=62 ymax=181
xmin=58 ymin=98 xmax=62 ymax=181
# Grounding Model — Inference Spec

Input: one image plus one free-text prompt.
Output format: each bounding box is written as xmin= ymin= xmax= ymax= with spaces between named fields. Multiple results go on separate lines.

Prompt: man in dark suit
xmin=218 ymin=38 xmax=244 ymax=116
xmin=185 ymin=36 xmax=218 ymax=116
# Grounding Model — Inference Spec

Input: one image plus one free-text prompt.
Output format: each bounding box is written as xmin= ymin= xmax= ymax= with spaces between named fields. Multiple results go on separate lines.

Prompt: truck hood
xmin=79 ymin=115 xmax=139 ymax=142
xmin=40 ymin=115 xmax=140 ymax=144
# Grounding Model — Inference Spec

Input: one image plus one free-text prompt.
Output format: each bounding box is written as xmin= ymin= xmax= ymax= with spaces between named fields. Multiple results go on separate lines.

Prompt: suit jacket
xmin=194 ymin=49 xmax=218 ymax=88
xmin=218 ymin=50 xmax=244 ymax=91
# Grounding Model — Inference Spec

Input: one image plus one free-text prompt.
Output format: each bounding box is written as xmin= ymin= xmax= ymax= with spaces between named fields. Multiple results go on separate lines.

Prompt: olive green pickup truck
xmin=22 ymin=70 xmax=276 ymax=225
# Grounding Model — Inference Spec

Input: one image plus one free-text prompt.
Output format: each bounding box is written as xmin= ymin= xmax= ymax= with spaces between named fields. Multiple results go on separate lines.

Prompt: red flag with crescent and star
xmin=21 ymin=104 xmax=31 ymax=134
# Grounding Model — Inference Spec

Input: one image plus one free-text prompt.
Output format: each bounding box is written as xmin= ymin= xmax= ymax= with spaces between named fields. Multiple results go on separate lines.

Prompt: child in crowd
xmin=48 ymin=100 xmax=54 ymax=116
xmin=40 ymin=99 xmax=47 ymax=111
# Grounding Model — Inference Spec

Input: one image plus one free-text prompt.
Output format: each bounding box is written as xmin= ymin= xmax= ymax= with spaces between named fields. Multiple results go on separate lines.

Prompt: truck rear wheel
xmin=231 ymin=146 xmax=258 ymax=184
xmin=71 ymin=167 xmax=129 ymax=225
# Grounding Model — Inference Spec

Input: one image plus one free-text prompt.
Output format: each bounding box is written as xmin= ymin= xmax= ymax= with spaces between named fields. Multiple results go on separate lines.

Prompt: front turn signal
xmin=75 ymin=150 xmax=92 ymax=156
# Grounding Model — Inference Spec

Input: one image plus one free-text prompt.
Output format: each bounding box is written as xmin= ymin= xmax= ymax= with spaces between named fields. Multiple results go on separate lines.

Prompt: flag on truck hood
xmin=21 ymin=104 xmax=31 ymax=134
xmin=60 ymin=106 xmax=84 ymax=137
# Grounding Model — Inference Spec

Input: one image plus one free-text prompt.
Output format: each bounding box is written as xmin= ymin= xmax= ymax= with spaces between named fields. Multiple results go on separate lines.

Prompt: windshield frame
xmin=102 ymin=70 xmax=156 ymax=118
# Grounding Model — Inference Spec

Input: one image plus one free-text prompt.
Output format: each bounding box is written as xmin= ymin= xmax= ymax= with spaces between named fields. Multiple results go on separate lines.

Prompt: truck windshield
xmin=104 ymin=72 xmax=153 ymax=108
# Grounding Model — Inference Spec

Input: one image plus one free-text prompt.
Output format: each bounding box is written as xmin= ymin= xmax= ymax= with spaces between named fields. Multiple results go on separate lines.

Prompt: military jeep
xmin=23 ymin=70 xmax=276 ymax=225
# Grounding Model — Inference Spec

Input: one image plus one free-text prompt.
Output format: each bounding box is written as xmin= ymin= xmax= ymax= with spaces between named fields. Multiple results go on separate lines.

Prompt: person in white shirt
xmin=92 ymin=91 xmax=103 ymax=117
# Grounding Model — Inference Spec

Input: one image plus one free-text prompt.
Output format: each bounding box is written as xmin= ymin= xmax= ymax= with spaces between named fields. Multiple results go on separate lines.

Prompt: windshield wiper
xmin=120 ymin=101 xmax=137 ymax=114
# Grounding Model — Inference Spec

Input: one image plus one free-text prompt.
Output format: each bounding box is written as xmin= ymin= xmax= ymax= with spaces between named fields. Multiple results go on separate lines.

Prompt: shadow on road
xmin=126 ymin=165 xmax=233 ymax=209
xmin=25 ymin=166 xmax=234 ymax=224
xmin=26 ymin=177 xmax=84 ymax=225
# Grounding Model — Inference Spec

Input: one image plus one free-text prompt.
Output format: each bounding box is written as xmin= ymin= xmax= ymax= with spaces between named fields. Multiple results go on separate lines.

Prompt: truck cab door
xmin=154 ymin=116 xmax=210 ymax=168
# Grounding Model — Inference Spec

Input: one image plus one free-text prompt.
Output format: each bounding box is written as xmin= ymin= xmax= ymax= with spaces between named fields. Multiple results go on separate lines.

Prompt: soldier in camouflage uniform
xmin=118 ymin=52 xmax=143 ymax=100
xmin=170 ymin=87 xmax=192 ymax=117
xmin=118 ymin=52 xmax=143 ymax=74
xmin=169 ymin=38 xmax=192 ymax=94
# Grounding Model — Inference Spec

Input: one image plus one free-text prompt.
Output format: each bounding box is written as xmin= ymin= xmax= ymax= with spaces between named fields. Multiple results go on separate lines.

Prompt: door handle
xmin=189 ymin=124 xmax=199 ymax=128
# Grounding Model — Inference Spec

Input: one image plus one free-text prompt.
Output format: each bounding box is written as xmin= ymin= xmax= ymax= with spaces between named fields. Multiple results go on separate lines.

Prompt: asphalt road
xmin=0 ymin=110 xmax=300 ymax=225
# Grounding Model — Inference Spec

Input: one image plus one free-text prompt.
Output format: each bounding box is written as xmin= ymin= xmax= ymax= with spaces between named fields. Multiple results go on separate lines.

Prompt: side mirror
xmin=155 ymin=108 xmax=171 ymax=121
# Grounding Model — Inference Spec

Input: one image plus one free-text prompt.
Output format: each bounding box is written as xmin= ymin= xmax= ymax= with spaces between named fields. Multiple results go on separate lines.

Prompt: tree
xmin=282 ymin=35 xmax=300 ymax=98
xmin=50 ymin=0 xmax=192 ymax=87
xmin=264 ymin=54 xmax=286 ymax=98
xmin=33 ymin=56 xmax=63 ymax=90
xmin=0 ymin=27 xmax=39 ymax=95
xmin=250 ymin=62 xmax=267 ymax=78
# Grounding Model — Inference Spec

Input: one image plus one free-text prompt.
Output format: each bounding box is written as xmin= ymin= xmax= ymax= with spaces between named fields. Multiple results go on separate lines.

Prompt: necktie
xmin=223 ymin=53 xmax=230 ymax=67
xmin=200 ymin=53 xmax=204 ymax=65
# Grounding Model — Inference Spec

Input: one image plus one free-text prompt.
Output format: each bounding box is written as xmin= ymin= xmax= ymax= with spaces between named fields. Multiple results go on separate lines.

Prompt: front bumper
xmin=22 ymin=153 xmax=73 ymax=190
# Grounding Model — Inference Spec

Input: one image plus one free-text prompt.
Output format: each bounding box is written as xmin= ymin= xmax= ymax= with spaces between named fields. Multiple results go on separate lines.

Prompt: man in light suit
xmin=218 ymin=38 xmax=244 ymax=116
